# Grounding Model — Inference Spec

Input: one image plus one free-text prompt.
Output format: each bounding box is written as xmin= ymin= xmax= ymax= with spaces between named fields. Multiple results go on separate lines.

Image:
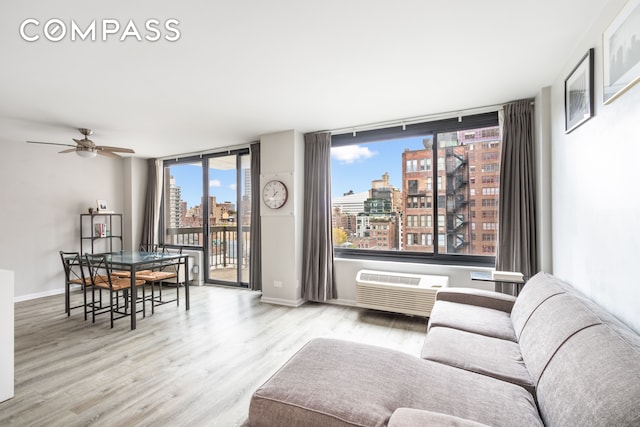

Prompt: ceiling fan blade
xmin=58 ymin=148 xmax=77 ymax=154
xmin=96 ymin=145 xmax=135 ymax=154
xmin=96 ymin=150 xmax=121 ymax=158
xmin=27 ymin=141 xmax=76 ymax=148
xmin=73 ymin=138 xmax=93 ymax=148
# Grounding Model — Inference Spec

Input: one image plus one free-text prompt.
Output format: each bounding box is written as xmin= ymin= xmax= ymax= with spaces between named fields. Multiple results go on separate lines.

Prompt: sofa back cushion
xmin=536 ymin=324 xmax=640 ymax=426
xmin=518 ymin=293 xmax=601 ymax=385
xmin=510 ymin=272 xmax=566 ymax=339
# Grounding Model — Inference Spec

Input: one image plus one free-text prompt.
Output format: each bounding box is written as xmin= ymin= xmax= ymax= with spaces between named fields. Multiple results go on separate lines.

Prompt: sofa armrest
xmin=435 ymin=288 xmax=516 ymax=313
xmin=388 ymin=408 xmax=491 ymax=427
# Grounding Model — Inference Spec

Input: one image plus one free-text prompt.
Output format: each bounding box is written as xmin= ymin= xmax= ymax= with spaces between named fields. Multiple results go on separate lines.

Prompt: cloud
xmin=209 ymin=179 xmax=222 ymax=187
xmin=229 ymin=184 xmax=237 ymax=190
xmin=331 ymin=145 xmax=377 ymax=164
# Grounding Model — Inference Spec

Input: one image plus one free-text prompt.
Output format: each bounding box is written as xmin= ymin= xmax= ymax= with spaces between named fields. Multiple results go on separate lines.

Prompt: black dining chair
xmin=84 ymin=253 xmax=148 ymax=328
xmin=137 ymin=246 xmax=183 ymax=313
xmin=139 ymin=243 xmax=158 ymax=252
xmin=60 ymin=251 xmax=97 ymax=320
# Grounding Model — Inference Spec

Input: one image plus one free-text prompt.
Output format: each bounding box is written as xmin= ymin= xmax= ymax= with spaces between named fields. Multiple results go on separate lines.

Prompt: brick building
xmin=401 ymin=127 xmax=501 ymax=255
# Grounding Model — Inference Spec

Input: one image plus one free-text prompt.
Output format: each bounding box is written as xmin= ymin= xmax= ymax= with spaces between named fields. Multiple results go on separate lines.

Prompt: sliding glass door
xmin=206 ymin=154 xmax=250 ymax=285
xmin=163 ymin=149 xmax=251 ymax=287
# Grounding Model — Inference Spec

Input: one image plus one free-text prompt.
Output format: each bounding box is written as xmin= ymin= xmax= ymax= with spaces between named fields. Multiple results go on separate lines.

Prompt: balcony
xmin=165 ymin=225 xmax=250 ymax=283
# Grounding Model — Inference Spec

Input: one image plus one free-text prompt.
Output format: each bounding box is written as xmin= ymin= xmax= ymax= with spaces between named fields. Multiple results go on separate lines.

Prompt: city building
xmin=401 ymin=128 xmax=501 ymax=255
xmin=167 ymin=175 xmax=183 ymax=229
xmin=332 ymin=174 xmax=401 ymax=250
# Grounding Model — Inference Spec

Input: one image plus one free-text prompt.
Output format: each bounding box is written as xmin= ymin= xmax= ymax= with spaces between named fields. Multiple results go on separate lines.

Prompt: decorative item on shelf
xmin=96 ymin=199 xmax=114 ymax=213
xmin=88 ymin=207 xmax=94 ymax=214
xmin=603 ymin=0 xmax=640 ymax=104
xmin=565 ymin=48 xmax=594 ymax=133
xmin=94 ymin=223 xmax=107 ymax=238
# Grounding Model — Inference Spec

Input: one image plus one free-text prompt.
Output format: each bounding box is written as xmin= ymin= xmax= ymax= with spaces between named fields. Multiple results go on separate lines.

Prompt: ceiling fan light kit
xmin=76 ymin=148 xmax=97 ymax=158
xmin=26 ymin=128 xmax=134 ymax=159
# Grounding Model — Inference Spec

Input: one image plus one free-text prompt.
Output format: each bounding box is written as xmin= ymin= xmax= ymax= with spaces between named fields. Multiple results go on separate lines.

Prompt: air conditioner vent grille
xmin=359 ymin=272 xmax=421 ymax=286
xmin=355 ymin=269 xmax=449 ymax=317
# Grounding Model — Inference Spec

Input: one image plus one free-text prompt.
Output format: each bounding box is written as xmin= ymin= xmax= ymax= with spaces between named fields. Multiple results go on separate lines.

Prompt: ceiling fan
xmin=27 ymin=128 xmax=135 ymax=158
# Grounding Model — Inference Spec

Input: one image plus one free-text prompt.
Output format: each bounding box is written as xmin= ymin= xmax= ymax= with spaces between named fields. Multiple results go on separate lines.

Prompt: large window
xmin=331 ymin=112 xmax=500 ymax=264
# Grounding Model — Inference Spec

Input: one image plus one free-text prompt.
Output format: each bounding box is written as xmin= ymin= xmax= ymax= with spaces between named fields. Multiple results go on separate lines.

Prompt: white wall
xmin=550 ymin=0 xmax=640 ymax=333
xmin=0 ymin=269 xmax=14 ymax=402
xmin=0 ymin=142 xmax=127 ymax=299
xmin=259 ymin=130 xmax=305 ymax=306
xmin=535 ymin=87 xmax=553 ymax=273
xmin=122 ymin=158 xmax=148 ymax=251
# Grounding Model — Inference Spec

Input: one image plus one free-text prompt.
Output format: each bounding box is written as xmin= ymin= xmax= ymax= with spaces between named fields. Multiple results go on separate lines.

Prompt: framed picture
xmin=96 ymin=199 xmax=108 ymax=211
xmin=565 ymin=48 xmax=594 ymax=133
xmin=603 ymin=0 xmax=640 ymax=104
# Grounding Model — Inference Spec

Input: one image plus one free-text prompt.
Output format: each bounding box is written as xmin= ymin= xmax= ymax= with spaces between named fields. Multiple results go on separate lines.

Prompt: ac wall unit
xmin=180 ymin=249 xmax=202 ymax=284
xmin=355 ymin=270 xmax=449 ymax=317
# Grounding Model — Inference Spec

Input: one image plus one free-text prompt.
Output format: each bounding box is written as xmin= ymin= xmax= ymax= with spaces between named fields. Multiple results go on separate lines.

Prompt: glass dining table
xmin=103 ymin=250 xmax=190 ymax=330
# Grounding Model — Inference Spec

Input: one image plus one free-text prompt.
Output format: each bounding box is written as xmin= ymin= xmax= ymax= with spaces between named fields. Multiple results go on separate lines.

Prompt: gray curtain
xmin=496 ymin=100 xmax=538 ymax=295
xmin=140 ymin=159 xmax=163 ymax=249
xmin=249 ymin=142 xmax=262 ymax=291
xmin=302 ymin=132 xmax=336 ymax=302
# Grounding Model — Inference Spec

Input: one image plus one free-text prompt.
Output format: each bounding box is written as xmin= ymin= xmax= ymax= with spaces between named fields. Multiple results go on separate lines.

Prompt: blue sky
xmin=170 ymin=163 xmax=238 ymax=209
xmin=331 ymin=135 xmax=428 ymax=199
xmin=169 ymin=135 xmax=429 ymax=208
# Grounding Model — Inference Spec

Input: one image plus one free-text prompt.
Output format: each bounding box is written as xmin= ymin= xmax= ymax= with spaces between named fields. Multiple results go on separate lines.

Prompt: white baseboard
xmin=260 ymin=296 xmax=306 ymax=307
xmin=326 ymin=298 xmax=357 ymax=307
xmin=14 ymin=288 xmax=65 ymax=303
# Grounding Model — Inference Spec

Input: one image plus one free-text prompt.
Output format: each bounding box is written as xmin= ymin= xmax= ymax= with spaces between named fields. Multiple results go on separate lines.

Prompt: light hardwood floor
xmin=1 ymin=285 xmax=428 ymax=426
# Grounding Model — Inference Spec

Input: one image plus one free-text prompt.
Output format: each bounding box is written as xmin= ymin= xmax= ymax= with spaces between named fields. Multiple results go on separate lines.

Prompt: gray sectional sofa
xmin=246 ymin=272 xmax=640 ymax=426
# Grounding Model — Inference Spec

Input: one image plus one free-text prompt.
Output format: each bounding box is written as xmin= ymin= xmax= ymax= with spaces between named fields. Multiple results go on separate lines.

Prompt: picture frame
xmin=603 ymin=0 xmax=640 ymax=104
xmin=565 ymin=48 xmax=594 ymax=133
xmin=96 ymin=199 xmax=108 ymax=211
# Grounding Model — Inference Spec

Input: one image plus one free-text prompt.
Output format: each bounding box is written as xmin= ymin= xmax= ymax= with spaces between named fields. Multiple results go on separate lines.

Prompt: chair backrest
xmin=161 ymin=246 xmax=183 ymax=256
xmin=84 ymin=253 xmax=113 ymax=288
xmin=59 ymin=251 xmax=86 ymax=284
xmin=159 ymin=246 xmax=183 ymax=275
xmin=140 ymin=243 xmax=158 ymax=252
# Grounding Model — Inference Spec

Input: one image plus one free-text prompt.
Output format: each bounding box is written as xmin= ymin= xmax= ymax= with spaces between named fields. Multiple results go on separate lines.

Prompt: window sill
xmin=334 ymin=248 xmax=495 ymax=268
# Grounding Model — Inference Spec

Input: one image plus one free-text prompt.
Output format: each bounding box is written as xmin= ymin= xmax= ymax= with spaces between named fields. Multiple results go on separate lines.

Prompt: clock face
xmin=262 ymin=180 xmax=288 ymax=209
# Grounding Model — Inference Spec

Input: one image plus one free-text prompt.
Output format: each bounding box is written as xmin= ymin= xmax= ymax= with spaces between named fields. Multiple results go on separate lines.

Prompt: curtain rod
xmin=327 ymin=100 xmax=534 ymax=136
xmin=157 ymin=142 xmax=252 ymax=162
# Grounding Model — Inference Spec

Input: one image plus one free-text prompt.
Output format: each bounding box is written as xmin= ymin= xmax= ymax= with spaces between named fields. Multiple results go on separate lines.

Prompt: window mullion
xmin=432 ymin=133 xmax=439 ymax=257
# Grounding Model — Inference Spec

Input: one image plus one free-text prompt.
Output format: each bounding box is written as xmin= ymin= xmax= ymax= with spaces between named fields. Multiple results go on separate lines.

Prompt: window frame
xmin=160 ymin=148 xmax=250 ymax=251
xmin=332 ymin=112 xmax=498 ymax=267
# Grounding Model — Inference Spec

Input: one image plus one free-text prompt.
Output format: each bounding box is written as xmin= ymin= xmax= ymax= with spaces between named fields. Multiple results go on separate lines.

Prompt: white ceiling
xmin=1 ymin=1 xmax=607 ymax=158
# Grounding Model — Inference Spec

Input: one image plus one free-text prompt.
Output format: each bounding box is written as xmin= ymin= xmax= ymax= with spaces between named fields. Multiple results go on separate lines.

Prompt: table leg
xmin=185 ymin=255 xmax=190 ymax=311
xmin=130 ymin=268 xmax=136 ymax=330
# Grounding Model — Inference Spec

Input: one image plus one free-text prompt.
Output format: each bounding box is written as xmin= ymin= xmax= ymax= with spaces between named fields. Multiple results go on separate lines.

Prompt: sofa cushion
xmin=518 ymin=293 xmax=601 ymax=385
xmin=421 ymin=326 xmax=535 ymax=395
xmin=510 ymin=272 xmax=566 ymax=339
xmin=248 ymin=338 xmax=542 ymax=427
xmin=536 ymin=324 xmax=640 ymax=426
xmin=388 ymin=408 xmax=491 ymax=427
xmin=428 ymin=301 xmax=516 ymax=341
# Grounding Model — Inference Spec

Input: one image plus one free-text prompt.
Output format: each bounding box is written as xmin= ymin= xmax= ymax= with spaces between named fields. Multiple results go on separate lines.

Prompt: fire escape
xmin=445 ymin=147 xmax=469 ymax=253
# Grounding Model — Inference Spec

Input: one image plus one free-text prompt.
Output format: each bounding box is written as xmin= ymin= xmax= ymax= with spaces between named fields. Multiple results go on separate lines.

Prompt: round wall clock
xmin=262 ymin=180 xmax=288 ymax=209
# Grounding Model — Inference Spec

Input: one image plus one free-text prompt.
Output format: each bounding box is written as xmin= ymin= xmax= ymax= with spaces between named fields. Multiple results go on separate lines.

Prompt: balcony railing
xmin=165 ymin=225 xmax=250 ymax=271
